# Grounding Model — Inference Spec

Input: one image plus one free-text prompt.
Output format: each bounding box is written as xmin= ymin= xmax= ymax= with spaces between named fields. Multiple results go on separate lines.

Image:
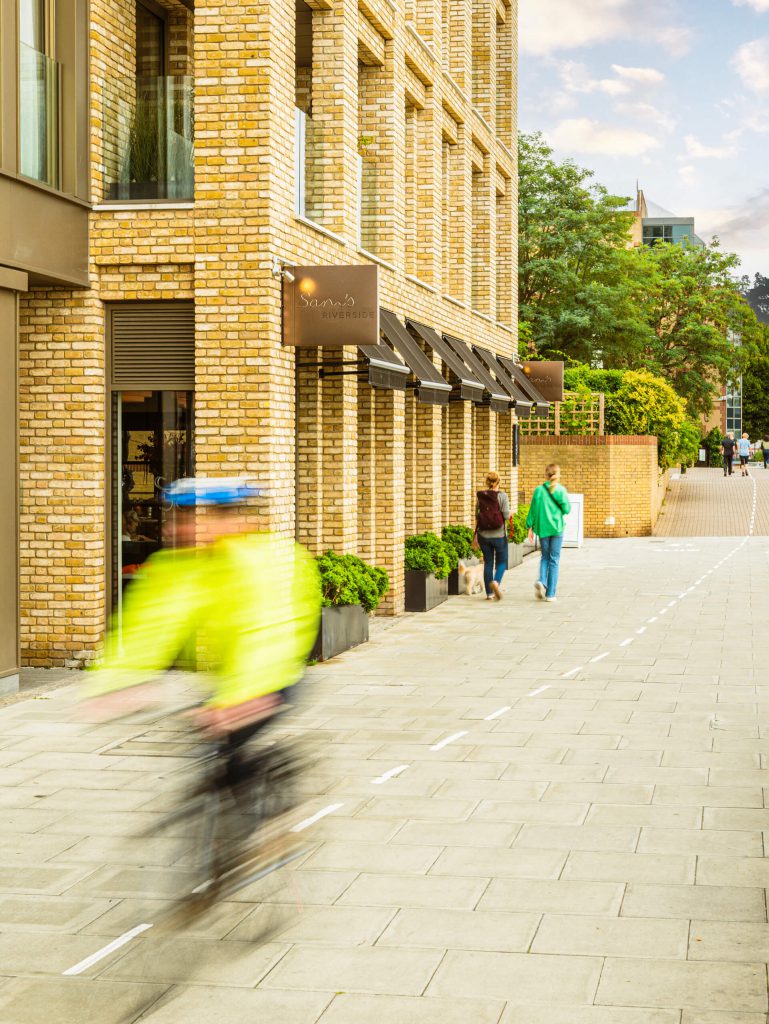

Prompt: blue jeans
xmin=478 ymin=535 xmax=507 ymax=596
xmin=539 ymin=534 xmax=564 ymax=598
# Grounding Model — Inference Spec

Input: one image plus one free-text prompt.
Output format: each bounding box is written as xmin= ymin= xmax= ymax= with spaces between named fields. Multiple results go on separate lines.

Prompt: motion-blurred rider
xmin=86 ymin=478 xmax=321 ymax=740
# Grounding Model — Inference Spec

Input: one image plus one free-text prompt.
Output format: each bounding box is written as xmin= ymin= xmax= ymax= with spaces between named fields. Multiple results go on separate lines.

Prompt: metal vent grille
xmin=109 ymin=302 xmax=195 ymax=389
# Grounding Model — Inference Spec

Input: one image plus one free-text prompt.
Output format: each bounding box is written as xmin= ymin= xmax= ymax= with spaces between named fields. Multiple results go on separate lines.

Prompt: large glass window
xmin=113 ymin=391 xmax=194 ymax=612
xmin=19 ymin=0 xmax=60 ymax=188
xmin=726 ymin=379 xmax=742 ymax=436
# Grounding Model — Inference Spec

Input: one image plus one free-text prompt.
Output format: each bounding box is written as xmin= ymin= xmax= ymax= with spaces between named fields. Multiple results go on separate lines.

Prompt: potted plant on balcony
xmin=507 ymin=503 xmax=530 ymax=569
xmin=404 ymin=532 xmax=453 ymax=612
xmin=442 ymin=525 xmax=481 ymax=595
xmin=312 ymin=551 xmax=389 ymax=662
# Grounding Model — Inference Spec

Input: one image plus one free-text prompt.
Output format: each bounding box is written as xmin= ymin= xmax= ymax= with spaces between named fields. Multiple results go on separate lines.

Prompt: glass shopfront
xmin=112 ymin=390 xmax=193 ymax=612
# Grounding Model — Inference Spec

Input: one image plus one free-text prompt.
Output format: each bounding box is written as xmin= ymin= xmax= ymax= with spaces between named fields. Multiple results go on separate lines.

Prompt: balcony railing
xmin=19 ymin=43 xmax=60 ymax=189
xmin=104 ymin=76 xmax=194 ymax=202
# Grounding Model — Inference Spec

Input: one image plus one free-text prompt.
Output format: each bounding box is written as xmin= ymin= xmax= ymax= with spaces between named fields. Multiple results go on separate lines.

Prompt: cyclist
xmin=86 ymin=476 xmax=321 ymax=764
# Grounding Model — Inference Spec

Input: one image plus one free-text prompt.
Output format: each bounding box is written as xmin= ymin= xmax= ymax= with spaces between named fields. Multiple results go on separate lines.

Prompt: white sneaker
xmin=534 ymin=582 xmax=546 ymax=600
xmin=486 ymin=594 xmax=494 ymax=601
xmin=491 ymin=581 xmax=502 ymax=601
xmin=546 ymin=596 xmax=557 ymax=603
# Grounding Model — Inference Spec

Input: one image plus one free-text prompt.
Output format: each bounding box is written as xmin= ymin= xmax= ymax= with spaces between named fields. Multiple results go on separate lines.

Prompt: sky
xmin=518 ymin=0 xmax=769 ymax=280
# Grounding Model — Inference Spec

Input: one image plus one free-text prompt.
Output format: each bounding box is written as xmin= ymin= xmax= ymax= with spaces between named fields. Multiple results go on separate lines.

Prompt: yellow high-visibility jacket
xmin=88 ymin=533 xmax=321 ymax=709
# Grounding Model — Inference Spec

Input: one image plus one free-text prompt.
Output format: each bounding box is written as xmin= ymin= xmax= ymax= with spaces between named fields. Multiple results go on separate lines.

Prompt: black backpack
xmin=477 ymin=490 xmax=504 ymax=531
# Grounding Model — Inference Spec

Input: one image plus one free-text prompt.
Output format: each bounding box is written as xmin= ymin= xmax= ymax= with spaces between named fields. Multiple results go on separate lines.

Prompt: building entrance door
xmin=112 ymin=389 xmax=193 ymax=618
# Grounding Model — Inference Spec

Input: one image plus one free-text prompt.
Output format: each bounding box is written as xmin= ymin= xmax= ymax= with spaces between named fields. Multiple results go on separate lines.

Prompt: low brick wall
xmin=520 ymin=436 xmax=671 ymax=538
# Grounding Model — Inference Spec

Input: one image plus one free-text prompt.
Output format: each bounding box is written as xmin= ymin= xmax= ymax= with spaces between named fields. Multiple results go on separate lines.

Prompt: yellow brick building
xmin=1 ymin=0 xmax=521 ymax=672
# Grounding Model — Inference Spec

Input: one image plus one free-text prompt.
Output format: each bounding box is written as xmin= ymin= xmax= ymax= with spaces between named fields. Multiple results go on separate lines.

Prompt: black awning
xmin=406 ymin=319 xmax=485 ymax=403
xmin=380 ymin=310 xmax=452 ymax=406
xmin=497 ymin=355 xmax=550 ymax=416
xmin=472 ymin=344 xmax=533 ymax=419
xmin=357 ymin=340 xmax=410 ymax=391
xmin=441 ymin=334 xmax=511 ymax=413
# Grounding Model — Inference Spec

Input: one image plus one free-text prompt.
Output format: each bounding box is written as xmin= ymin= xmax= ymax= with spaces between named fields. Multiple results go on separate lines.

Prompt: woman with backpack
xmin=475 ymin=471 xmax=510 ymax=601
xmin=527 ymin=463 xmax=571 ymax=603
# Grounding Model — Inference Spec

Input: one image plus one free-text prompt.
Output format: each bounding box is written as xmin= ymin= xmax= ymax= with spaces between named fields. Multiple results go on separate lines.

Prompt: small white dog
xmin=459 ymin=561 xmax=485 ymax=596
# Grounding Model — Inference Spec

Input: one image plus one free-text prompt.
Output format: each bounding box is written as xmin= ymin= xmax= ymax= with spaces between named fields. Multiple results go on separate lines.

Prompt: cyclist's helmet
xmin=164 ymin=477 xmax=262 ymax=507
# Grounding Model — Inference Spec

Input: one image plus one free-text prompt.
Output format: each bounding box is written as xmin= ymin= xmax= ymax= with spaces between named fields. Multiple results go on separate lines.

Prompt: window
xmin=726 ymin=379 xmax=742 ymax=436
xmin=18 ymin=0 xmax=60 ymax=187
xmin=643 ymin=224 xmax=674 ymax=246
xmin=104 ymin=0 xmax=194 ymax=201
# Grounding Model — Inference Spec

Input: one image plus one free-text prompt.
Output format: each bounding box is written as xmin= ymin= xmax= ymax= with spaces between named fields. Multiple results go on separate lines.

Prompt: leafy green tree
xmin=621 ymin=241 xmax=761 ymax=418
xmin=518 ymin=132 xmax=646 ymax=364
xmin=742 ymin=323 xmax=769 ymax=439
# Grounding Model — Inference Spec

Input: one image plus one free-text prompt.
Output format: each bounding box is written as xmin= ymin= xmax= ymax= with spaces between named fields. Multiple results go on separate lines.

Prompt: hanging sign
xmin=283 ymin=264 xmax=379 ymax=347
xmin=521 ymin=360 xmax=565 ymax=402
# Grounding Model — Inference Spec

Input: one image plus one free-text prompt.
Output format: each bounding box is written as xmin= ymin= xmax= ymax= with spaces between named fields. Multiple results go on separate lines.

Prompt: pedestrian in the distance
xmin=738 ymin=432 xmax=752 ymax=477
xmin=527 ymin=463 xmax=571 ymax=604
xmin=721 ymin=432 xmax=736 ymax=477
xmin=475 ymin=471 xmax=509 ymax=601
xmin=762 ymin=435 xmax=769 ymax=469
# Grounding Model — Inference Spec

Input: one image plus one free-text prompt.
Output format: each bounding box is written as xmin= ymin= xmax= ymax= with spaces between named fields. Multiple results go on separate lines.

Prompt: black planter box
xmin=405 ymin=569 xmax=449 ymax=612
xmin=448 ymin=556 xmax=481 ymax=595
xmin=310 ymin=604 xmax=369 ymax=662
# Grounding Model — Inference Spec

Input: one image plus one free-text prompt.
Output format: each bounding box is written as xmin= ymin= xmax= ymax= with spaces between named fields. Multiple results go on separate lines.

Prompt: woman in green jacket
xmin=526 ymin=463 xmax=571 ymax=603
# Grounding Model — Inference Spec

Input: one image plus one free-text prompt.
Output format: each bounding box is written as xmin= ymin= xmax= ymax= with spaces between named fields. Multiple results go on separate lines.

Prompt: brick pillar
xmin=195 ymin=0 xmax=295 ymax=535
xmin=441 ymin=406 xmax=451 ymax=527
xmin=447 ymin=399 xmax=475 ymax=525
xmin=472 ymin=0 xmax=495 ymax=126
xmin=296 ymin=355 xmax=324 ymax=554
xmin=416 ymin=87 xmax=442 ymax=288
xmin=446 ymin=126 xmax=472 ymax=303
xmin=472 ymin=156 xmax=494 ymax=317
xmin=496 ymin=1 xmax=514 ymax=149
xmin=358 ymin=37 xmax=398 ymax=259
xmin=414 ymin=401 xmax=443 ymax=533
xmin=357 ymin=376 xmax=377 ymax=564
xmin=475 ymin=406 xmax=497 ymax=483
xmin=445 ymin=0 xmax=472 ymax=91
xmin=404 ymin=394 xmax=417 ymax=536
xmin=374 ymin=388 xmax=405 ymax=615
xmin=320 ymin=350 xmax=358 ymax=553
xmin=496 ymin=177 xmax=514 ymax=330
xmin=18 ymin=290 xmax=106 ymax=667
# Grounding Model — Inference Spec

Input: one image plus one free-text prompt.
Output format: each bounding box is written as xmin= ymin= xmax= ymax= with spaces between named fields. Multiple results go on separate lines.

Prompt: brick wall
xmin=520 ymin=435 xmax=668 ymax=538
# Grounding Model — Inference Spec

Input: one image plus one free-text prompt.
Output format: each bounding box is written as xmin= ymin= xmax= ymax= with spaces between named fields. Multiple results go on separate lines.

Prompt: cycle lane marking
xmin=63 ymin=924 xmax=154 ymax=976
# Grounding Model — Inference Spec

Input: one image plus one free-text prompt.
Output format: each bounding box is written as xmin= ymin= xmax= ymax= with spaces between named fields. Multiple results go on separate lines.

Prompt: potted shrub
xmin=507 ymin=504 xmax=530 ymax=569
xmin=312 ymin=552 xmax=389 ymax=661
xmin=442 ymin=524 xmax=481 ymax=595
xmin=404 ymin=532 xmax=452 ymax=612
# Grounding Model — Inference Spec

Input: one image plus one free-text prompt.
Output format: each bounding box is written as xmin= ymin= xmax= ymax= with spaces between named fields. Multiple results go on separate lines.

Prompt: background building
xmin=1 ymin=0 xmax=521 ymax=672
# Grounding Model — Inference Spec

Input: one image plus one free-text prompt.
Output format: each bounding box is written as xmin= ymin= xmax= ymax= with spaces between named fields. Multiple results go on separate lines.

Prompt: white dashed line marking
xmin=485 ymin=706 xmax=511 ymax=721
xmin=636 ymin=627 xmax=647 ymax=635
xmin=291 ymin=803 xmax=345 ymax=833
xmin=63 ymin=924 xmax=154 ymax=976
xmin=562 ymin=667 xmax=583 ymax=679
xmin=372 ymin=765 xmax=410 ymax=785
xmin=619 ymin=638 xmax=633 ymax=647
xmin=527 ymin=686 xmax=551 ymax=697
xmin=431 ymin=731 xmax=468 ymax=752
xmin=590 ymin=652 xmax=609 ymax=663
xmin=647 ymin=616 xmax=658 ymax=623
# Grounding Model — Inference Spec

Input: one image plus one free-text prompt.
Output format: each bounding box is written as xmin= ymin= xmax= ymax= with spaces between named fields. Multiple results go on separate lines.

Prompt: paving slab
xmin=316 ymin=993 xmax=505 ymax=1024
xmin=596 ymin=956 xmax=768 ymax=1012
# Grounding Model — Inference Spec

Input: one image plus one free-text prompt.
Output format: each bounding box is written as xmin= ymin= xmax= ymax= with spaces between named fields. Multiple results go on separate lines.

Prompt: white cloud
xmin=520 ymin=0 xmax=692 ymax=57
xmin=557 ymin=60 xmax=631 ymax=96
xmin=733 ymin=0 xmax=769 ymax=12
xmin=684 ymin=134 xmax=738 ymax=159
xmin=732 ymin=37 xmax=769 ymax=92
xmin=549 ymin=118 xmax=662 ymax=156
xmin=616 ymin=101 xmax=677 ymax=132
xmin=679 ymin=164 xmax=697 ymax=186
xmin=611 ymin=65 xmax=666 ymax=86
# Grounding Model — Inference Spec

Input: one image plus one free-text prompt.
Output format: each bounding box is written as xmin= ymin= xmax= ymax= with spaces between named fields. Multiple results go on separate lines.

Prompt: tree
xmin=620 ymin=241 xmax=761 ymax=418
xmin=742 ymin=323 xmax=769 ymax=439
xmin=518 ymin=132 xmax=647 ymax=364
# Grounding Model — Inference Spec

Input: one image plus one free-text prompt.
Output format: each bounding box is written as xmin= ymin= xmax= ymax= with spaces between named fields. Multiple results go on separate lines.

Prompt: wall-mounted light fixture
xmin=271 ymin=257 xmax=295 ymax=283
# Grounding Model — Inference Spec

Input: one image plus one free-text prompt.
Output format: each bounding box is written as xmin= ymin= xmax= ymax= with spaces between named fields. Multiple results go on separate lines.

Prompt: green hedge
xmin=508 ymin=504 xmax=530 ymax=544
xmin=703 ymin=426 xmax=723 ymax=466
xmin=405 ymin=532 xmax=454 ymax=579
xmin=605 ymin=370 xmax=687 ymax=471
xmin=563 ymin=366 xmax=625 ymax=394
xmin=441 ymin=525 xmax=475 ymax=564
xmin=316 ymin=551 xmax=389 ymax=613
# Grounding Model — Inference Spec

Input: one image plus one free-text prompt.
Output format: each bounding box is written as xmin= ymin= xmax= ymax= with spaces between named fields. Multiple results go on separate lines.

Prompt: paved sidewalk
xmin=1 ymin=533 xmax=769 ymax=1022
xmin=656 ymin=465 xmax=769 ymax=536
